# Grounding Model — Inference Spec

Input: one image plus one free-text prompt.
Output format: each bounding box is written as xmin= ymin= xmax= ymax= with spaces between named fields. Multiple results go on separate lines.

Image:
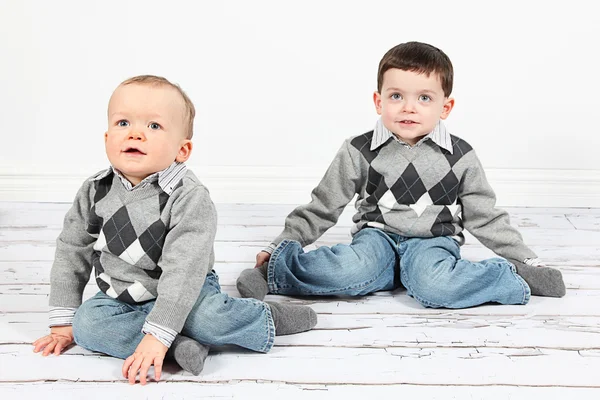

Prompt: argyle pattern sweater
xmin=271 ymin=127 xmax=538 ymax=263
xmin=49 ymin=169 xmax=217 ymax=333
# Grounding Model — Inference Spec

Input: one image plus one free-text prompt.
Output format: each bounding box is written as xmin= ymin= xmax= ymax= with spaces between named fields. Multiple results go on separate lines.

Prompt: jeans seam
xmin=268 ymin=240 xmax=294 ymax=294
xmin=262 ymin=302 xmax=276 ymax=352
xmin=508 ymin=261 xmax=531 ymax=304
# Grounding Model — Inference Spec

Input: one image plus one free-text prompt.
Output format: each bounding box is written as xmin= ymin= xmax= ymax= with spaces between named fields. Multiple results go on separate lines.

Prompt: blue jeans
xmin=72 ymin=271 xmax=275 ymax=359
xmin=268 ymin=228 xmax=530 ymax=308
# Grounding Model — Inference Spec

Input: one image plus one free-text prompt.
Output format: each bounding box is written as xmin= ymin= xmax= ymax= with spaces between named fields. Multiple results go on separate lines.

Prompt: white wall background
xmin=1 ymin=0 xmax=599 ymax=206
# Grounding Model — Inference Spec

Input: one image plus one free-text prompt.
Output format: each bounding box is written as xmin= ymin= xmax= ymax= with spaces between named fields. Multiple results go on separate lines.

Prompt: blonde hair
xmin=120 ymin=75 xmax=196 ymax=139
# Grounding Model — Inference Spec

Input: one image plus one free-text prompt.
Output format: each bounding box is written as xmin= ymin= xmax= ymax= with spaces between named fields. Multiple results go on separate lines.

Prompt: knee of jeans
xmin=408 ymin=276 xmax=461 ymax=308
xmin=189 ymin=293 xmax=258 ymax=341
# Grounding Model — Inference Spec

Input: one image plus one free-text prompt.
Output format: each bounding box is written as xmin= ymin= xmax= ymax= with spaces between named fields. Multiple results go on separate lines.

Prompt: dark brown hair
xmin=377 ymin=42 xmax=453 ymax=97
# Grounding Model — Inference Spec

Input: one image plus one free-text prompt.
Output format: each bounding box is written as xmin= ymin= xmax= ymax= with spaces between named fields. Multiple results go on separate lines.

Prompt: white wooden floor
xmin=1 ymin=202 xmax=600 ymax=399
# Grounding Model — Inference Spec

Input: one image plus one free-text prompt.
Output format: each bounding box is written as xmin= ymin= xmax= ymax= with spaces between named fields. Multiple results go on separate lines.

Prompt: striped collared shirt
xmin=91 ymin=161 xmax=188 ymax=195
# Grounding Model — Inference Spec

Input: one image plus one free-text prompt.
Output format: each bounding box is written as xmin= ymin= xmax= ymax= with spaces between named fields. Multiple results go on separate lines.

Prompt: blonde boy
xmin=34 ymin=76 xmax=317 ymax=384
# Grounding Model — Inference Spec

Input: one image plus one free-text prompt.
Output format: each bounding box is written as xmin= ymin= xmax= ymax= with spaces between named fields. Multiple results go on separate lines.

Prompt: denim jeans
xmin=72 ymin=271 xmax=275 ymax=359
xmin=268 ymin=228 xmax=530 ymax=308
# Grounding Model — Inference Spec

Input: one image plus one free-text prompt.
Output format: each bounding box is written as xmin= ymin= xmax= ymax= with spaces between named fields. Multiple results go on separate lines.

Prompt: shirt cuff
xmin=263 ymin=243 xmax=277 ymax=255
xmin=142 ymin=320 xmax=178 ymax=348
xmin=523 ymin=257 xmax=546 ymax=267
xmin=49 ymin=307 xmax=77 ymax=327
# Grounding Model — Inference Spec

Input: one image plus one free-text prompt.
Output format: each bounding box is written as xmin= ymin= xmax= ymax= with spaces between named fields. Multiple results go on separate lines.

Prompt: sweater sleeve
xmin=145 ymin=186 xmax=217 ymax=333
xmin=271 ymin=140 xmax=363 ymax=247
xmin=458 ymin=151 xmax=537 ymax=262
xmin=49 ymin=180 xmax=96 ymax=309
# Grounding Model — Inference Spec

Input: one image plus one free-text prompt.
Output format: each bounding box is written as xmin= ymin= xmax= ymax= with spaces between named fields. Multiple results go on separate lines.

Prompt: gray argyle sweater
xmin=271 ymin=120 xmax=537 ymax=262
xmin=49 ymin=167 xmax=217 ymax=333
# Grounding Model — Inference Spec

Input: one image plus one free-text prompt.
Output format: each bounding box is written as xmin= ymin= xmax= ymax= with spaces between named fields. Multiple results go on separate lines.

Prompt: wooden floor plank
xmin=3 ymin=312 xmax=599 ymax=350
xmin=2 ymin=344 xmax=600 ymax=387
xmin=1 ymin=382 xmax=598 ymax=400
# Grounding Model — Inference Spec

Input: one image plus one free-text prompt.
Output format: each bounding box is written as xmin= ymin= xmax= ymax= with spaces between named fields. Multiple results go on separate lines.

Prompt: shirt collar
xmin=370 ymin=118 xmax=454 ymax=154
xmin=90 ymin=162 xmax=187 ymax=195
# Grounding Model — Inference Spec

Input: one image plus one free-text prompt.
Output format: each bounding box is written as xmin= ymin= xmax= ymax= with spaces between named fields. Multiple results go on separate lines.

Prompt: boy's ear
xmin=440 ymin=97 xmax=455 ymax=120
xmin=175 ymin=140 xmax=193 ymax=162
xmin=104 ymin=132 xmax=108 ymax=142
xmin=373 ymin=91 xmax=383 ymax=115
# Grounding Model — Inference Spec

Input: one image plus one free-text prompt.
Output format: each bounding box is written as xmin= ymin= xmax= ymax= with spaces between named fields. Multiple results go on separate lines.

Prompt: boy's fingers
xmin=54 ymin=339 xmax=68 ymax=355
xmin=129 ymin=358 xmax=143 ymax=385
xmin=32 ymin=336 xmax=45 ymax=347
xmin=42 ymin=340 xmax=56 ymax=356
xmin=255 ymin=253 xmax=270 ymax=267
xmin=122 ymin=355 xmax=134 ymax=379
xmin=139 ymin=359 xmax=154 ymax=385
xmin=154 ymin=357 xmax=163 ymax=381
xmin=128 ymin=364 xmax=138 ymax=385
xmin=33 ymin=336 xmax=51 ymax=352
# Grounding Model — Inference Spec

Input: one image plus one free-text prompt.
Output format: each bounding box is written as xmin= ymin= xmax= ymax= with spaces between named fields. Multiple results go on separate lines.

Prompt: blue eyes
xmin=115 ymin=120 xmax=161 ymax=130
xmin=389 ymin=94 xmax=432 ymax=102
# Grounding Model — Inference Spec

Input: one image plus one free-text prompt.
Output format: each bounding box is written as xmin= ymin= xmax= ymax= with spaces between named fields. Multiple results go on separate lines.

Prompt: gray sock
xmin=169 ymin=335 xmax=209 ymax=375
xmin=266 ymin=301 xmax=318 ymax=336
xmin=510 ymin=259 xmax=566 ymax=298
xmin=236 ymin=263 xmax=269 ymax=300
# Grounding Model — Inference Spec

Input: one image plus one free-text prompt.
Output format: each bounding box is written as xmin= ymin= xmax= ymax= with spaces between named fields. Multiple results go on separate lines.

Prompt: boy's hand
xmin=32 ymin=326 xmax=74 ymax=356
xmin=122 ymin=334 xmax=168 ymax=385
xmin=255 ymin=251 xmax=271 ymax=268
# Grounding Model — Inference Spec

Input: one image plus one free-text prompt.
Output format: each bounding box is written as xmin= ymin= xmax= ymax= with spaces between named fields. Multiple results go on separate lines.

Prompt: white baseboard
xmin=1 ymin=166 xmax=599 ymax=207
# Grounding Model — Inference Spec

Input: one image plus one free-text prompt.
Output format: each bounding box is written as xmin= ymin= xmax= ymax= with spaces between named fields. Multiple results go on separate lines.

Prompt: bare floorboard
xmin=1 ymin=202 xmax=599 ymax=398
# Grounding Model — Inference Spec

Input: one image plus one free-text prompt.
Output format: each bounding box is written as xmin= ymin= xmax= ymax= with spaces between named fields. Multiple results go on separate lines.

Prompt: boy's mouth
xmin=123 ymin=146 xmax=146 ymax=155
xmin=399 ymin=120 xmax=418 ymax=124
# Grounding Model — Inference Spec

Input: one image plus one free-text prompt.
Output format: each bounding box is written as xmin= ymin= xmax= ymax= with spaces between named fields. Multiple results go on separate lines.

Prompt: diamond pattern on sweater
xmin=91 ymin=200 xmax=167 ymax=301
xmin=103 ymin=206 xmax=137 ymax=256
xmin=350 ymin=131 xmax=473 ymax=236
xmin=429 ymin=170 xmax=460 ymax=205
xmin=93 ymin=174 xmax=113 ymax=202
xmin=138 ymin=219 xmax=167 ymax=264
xmin=116 ymin=281 xmax=155 ymax=303
xmin=431 ymin=206 xmax=456 ymax=236
xmin=444 ymin=136 xmax=473 ymax=167
xmin=365 ymin=166 xmax=388 ymax=204
xmin=390 ymin=163 xmax=428 ymax=204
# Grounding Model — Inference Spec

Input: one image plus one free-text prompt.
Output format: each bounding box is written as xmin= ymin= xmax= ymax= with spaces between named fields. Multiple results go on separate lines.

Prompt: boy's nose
xmin=128 ymin=130 xmax=145 ymax=140
xmin=402 ymin=100 xmax=417 ymax=113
